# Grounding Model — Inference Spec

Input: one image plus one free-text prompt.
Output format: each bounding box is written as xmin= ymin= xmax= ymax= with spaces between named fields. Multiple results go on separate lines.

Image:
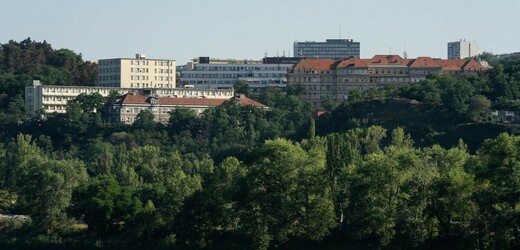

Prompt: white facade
xmin=98 ymin=54 xmax=176 ymax=88
xmin=178 ymin=57 xmax=293 ymax=93
xmin=24 ymin=81 xmax=234 ymax=118
xmin=448 ymin=39 xmax=480 ymax=59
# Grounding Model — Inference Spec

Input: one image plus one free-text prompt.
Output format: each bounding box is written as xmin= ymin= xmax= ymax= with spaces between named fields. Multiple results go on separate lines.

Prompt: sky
xmin=1 ymin=0 xmax=519 ymax=64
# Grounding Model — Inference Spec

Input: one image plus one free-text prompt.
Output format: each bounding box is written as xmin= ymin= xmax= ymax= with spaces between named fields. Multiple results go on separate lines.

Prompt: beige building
xmin=105 ymin=93 xmax=266 ymax=124
xmin=288 ymin=55 xmax=487 ymax=108
xmin=98 ymin=54 xmax=176 ymax=88
xmin=24 ymin=81 xmax=234 ymax=118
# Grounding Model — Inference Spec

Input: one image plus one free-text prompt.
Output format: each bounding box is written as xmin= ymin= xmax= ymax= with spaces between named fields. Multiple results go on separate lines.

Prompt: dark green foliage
xmin=2 ymin=43 xmax=520 ymax=249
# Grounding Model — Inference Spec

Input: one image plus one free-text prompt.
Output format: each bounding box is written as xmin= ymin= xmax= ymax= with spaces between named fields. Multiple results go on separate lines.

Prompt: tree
xmin=474 ymin=133 xmax=520 ymax=248
xmin=286 ymin=83 xmax=305 ymax=96
xmin=345 ymin=152 xmax=401 ymax=247
xmin=467 ymin=95 xmax=491 ymax=122
xmin=168 ymin=107 xmax=200 ymax=136
xmin=71 ymin=174 xmax=142 ymax=234
xmin=238 ymin=139 xmax=335 ymax=249
xmin=133 ymin=109 xmax=155 ymax=131
xmin=233 ymin=80 xmax=249 ymax=95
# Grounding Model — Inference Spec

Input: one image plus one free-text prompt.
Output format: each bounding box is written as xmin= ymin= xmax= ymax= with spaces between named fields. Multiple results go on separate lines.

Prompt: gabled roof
xmin=367 ymin=55 xmax=410 ymax=65
xmin=435 ymin=59 xmax=466 ymax=71
xmin=116 ymin=93 xmax=266 ymax=108
xmin=336 ymin=57 xmax=368 ymax=68
xmin=461 ymin=59 xmax=486 ymax=71
xmin=408 ymin=57 xmax=442 ymax=68
xmin=292 ymin=59 xmax=336 ymax=71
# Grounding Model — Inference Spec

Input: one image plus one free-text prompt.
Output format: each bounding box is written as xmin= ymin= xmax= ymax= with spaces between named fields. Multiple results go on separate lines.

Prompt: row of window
xmin=130 ymin=60 xmax=174 ymax=66
xmin=193 ymin=66 xmax=290 ymax=71
xmin=130 ymin=68 xmax=173 ymax=73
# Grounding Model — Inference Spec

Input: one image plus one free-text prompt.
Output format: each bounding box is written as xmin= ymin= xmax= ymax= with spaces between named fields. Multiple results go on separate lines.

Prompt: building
xmin=293 ymin=39 xmax=360 ymax=60
xmin=288 ymin=55 xmax=487 ymax=108
xmin=448 ymin=39 xmax=480 ymax=59
xmin=178 ymin=57 xmax=293 ymax=93
xmin=24 ymin=81 xmax=234 ymax=118
xmin=104 ymin=93 xmax=266 ymax=124
xmin=98 ymin=54 xmax=176 ymax=88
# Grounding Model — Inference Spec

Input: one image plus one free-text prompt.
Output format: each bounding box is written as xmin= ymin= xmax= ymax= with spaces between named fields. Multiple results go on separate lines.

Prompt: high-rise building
xmin=98 ymin=54 xmax=176 ymax=88
xmin=293 ymin=39 xmax=360 ymax=59
xmin=447 ymin=39 xmax=480 ymax=59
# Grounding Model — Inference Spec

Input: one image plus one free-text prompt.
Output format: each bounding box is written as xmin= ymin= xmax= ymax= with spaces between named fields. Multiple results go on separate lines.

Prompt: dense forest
xmin=1 ymin=39 xmax=520 ymax=249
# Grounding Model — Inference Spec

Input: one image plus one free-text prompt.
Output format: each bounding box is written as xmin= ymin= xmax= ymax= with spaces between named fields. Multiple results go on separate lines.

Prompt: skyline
xmin=1 ymin=0 xmax=519 ymax=64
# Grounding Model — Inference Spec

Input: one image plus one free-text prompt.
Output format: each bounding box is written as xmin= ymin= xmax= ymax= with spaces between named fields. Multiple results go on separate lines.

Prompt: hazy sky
xmin=1 ymin=0 xmax=519 ymax=64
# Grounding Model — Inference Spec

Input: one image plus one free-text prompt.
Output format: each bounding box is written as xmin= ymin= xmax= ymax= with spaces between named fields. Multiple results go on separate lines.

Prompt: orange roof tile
xmin=408 ymin=57 xmax=442 ymax=68
xmin=117 ymin=93 xmax=266 ymax=108
xmin=336 ymin=57 xmax=368 ymax=68
xmin=367 ymin=55 xmax=410 ymax=65
xmin=292 ymin=59 xmax=336 ymax=71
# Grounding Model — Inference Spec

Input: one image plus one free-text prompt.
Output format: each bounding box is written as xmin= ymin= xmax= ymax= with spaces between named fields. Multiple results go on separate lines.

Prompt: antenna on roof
xmin=389 ymin=46 xmax=392 ymax=54
xmin=339 ymin=26 xmax=342 ymax=39
xmin=403 ymin=43 xmax=408 ymax=59
xmin=265 ymin=50 xmax=268 ymax=57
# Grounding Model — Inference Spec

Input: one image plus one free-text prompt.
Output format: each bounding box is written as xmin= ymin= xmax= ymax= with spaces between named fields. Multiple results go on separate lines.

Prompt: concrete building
xmin=448 ymin=39 xmax=480 ymax=59
xmin=178 ymin=57 xmax=293 ymax=93
xmin=293 ymin=39 xmax=360 ymax=60
xmin=104 ymin=93 xmax=266 ymax=124
xmin=288 ymin=55 xmax=486 ymax=108
xmin=24 ymin=81 xmax=234 ymax=118
xmin=98 ymin=54 xmax=176 ymax=88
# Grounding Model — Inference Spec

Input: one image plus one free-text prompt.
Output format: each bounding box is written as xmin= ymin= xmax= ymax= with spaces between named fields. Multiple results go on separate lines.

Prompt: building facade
xmin=447 ymin=39 xmax=480 ymax=59
xmin=178 ymin=57 xmax=293 ymax=93
xmin=288 ymin=55 xmax=486 ymax=108
xmin=98 ymin=54 xmax=176 ymax=88
xmin=293 ymin=39 xmax=360 ymax=60
xmin=104 ymin=93 xmax=266 ymax=124
xmin=24 ymin=81 xmax=234 ymax=118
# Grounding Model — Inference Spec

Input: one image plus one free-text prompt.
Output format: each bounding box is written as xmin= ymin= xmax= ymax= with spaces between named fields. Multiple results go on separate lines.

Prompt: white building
xmin=98 ymin=54 xmax=176 ymax=88
xmin=178 ymin=57 xmax=293 ymax=93
xmin=24 ymin=80 xmax=234 ymax=118
xmin=448 ymin=39 xmax=480 ymax=59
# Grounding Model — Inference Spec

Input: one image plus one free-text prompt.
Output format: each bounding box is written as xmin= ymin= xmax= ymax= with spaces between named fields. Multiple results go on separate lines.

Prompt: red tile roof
xmin=292 ymin=59 xmax=336 ymax=71
xmin=336 ymin=57 xmax=368 ymax=68
xmin=117 ymin=93 xmax=266 ymax=108
xmin=408 ymin=57 xmax=441 ymax=68
xmin=367 ymin=55 xmax=410 ymax=65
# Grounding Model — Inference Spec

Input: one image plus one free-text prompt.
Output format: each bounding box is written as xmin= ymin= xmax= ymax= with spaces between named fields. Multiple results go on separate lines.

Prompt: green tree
xmin=233 ymin=80 xmax=249 ymax=95
xmin=133 ymin=109 xmax=156 ymax=131
xmin=346 ymin=152 xmax=400 ymax=247
xmin=474 ymin=133 xmax=520 ymax=248
xmin=71 ymin=174 xmax=142 ymax=234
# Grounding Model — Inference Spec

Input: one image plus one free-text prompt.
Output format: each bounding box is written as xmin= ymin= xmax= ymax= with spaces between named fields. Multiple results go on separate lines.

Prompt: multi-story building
xmin=98 ymin=54 xmax=176 ymax=88
xmin=288 ymin=55 xmax=486 ymax=108
xmin=104 ymin=93 xmax=266 ymax=124
xmin=293 ymin=39 xmax=360 ymax=60
xmin=24 ymin=80 xmax=234 ymax=118
xmin=447 ymin=39 xmax=480 ymax=59
xmin=178 ymin=57 xmax=293 ymax=93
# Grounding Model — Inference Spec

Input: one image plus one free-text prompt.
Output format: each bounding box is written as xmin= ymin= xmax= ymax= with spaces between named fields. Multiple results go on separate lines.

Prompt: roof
xmin=289 ymin=55 xmax=486 ymax=73
xmin=367 ymin=55 xmax=410 ymax=65
xmin=408 ymin=57 xmax=441 ymax=68
xmin=117 ymin=93 xmax=266 ymax=108
xmin=292 ymin=59 xmax=336 ymax=71
xmin=336 ymin=57 xmax=368 ymax=68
